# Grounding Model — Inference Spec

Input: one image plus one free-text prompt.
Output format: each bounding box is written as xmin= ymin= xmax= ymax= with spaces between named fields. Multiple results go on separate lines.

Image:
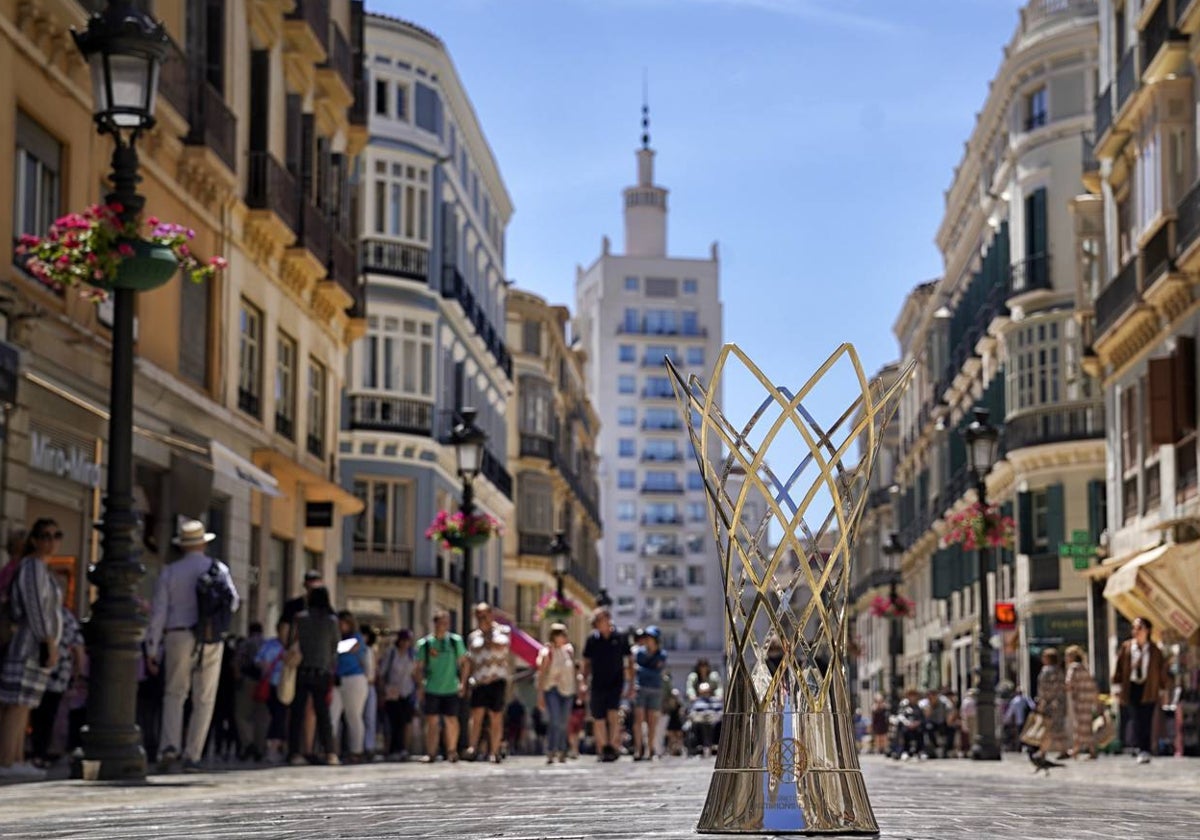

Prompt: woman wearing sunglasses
xmin=0 ymin=519 xmax=65 ymax=780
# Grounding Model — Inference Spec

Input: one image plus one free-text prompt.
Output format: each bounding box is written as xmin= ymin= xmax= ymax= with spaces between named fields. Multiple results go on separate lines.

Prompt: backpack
xmin=194 ymin=559 xmax=235 ymax=644
xmin=0 ymin=560 xmax=22 ymax=654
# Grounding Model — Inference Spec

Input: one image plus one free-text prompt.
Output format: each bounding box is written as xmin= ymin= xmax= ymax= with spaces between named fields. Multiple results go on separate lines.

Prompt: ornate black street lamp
xmin=71 ymin=0 xmax=169 ymax=782
xmin=549 ymin=531 xmax=569 ymax=605
xmin=450 ymin=407 xmax=487 ymax=636
xmin=881 ymin=531 xmax=905 ymax=715
xmin=963 ymin=406 xmax=1002 ymax=761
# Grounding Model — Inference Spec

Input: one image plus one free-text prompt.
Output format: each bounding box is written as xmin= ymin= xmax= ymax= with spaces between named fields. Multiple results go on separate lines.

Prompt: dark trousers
xmin=30 ymin=690 xmax=64 ymax=760
xmin=1128 ymin=682 xmax=1155 ymax=754
xmin=385 ymin=696 xmax=414 ymax=754
xmin=266 ymin=688 xmax=287 ymax=741
xmin=289 ymin=669 xmax=333 ymax=759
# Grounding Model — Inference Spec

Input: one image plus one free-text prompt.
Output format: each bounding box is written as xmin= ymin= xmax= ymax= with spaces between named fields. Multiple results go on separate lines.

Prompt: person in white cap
xmin=147 ymin=518 xmax=239 ymax=772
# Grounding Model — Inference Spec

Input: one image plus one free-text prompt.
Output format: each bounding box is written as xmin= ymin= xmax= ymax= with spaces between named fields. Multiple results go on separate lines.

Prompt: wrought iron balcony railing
xmin=1004 ymin=403 xmax=1105 ymax=451
xmin=361 ymin=238 xmax=429 ymax=282
xmin=1008 ymin=252 xmax=1051 ymax=295
xmin=246 ymin=151 xmax=299 ymax=235
xmin=348 ymin=394 xmax=433 ymax=436
xmin=1094 ymin=259 xmax=1138 ymax=336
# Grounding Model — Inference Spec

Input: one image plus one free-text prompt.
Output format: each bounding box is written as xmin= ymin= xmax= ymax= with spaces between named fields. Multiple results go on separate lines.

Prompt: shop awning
xmin=1103 ymin=541 xmax=1200 ymax=637
xmin=210 ymin=440 xmax=281 ymax=497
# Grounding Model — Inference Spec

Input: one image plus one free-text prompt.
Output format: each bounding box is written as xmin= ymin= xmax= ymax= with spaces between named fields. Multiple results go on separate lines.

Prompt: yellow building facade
xmin=1 ymin=0 xmax=365 ymax=628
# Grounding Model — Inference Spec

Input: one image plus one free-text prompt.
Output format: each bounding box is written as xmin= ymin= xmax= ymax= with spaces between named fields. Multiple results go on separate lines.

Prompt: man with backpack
xmin=414 ymin=609 xmax=466 ymax=762
xmin=147 ymin=518 xmax=239 ymax=772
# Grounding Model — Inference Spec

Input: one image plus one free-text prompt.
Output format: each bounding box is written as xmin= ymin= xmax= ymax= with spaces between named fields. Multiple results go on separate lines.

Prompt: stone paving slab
xmin=0 ymin=753 xmax=1197 ymax=839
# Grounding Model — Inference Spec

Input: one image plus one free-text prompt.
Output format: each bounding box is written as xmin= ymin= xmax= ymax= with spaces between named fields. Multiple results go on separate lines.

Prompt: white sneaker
xmin=0 ymin=762 xmax=46 ymax=780
xmin=1136 ymin=751 xmax=1151 ymax=764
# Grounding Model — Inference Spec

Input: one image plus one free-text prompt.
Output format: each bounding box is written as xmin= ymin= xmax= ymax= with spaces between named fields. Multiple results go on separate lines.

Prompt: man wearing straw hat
xmin=147 ymin=518 xmax=239 ymax=772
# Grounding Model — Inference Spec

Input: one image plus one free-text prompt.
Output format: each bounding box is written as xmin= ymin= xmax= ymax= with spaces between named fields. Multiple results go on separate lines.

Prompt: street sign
xmin=1058 ymin=529 xmax=1097 ymax=570
xmin=994 ymin=601 xmax=1017 ymax=632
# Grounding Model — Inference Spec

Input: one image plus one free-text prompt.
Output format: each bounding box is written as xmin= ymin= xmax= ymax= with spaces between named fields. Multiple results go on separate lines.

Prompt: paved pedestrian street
xmin=0 ymin=753 xmax=1197 ymax=839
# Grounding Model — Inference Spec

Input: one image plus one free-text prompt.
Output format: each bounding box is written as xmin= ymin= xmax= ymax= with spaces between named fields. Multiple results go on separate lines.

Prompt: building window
xmin=1120 ymin=383 xmax=1138 ymax=524
xmin=643 ymin=439 xmax=679 ymax=461
xmin=616 ymin=563 xmax=637 ymax=585
xmin=616 ymin=501 xmax=636 ymax=521
xmin=644 ymin=344 xmax=678 ymax=366
xmin=1007 ymin=317 xmax=1064 ymax=411
xmin=617 ymin=407 xmax=636 ymax=426
xmin=275 ymin=332 xmax=297 ymax=440
xmin=1024 ymin=85 xmax=1047 ymax=131
xmin=686 ymin=346 xmax=704 ymax=366
xmin=687 ymin=565 xmax=705 ymax=585
xmin=237 ymin=299 xmax=263 ymax=418
xmin=643 ymin=375 xmax=673 ymax=398
xmin=644 ymin=309 xmax=677 ymax=334
xmin=615 ymin=594 xmax=636 ymax=614
xmin=373 ymin=159 xmax=430 ymax=242
xmin=617 ymin=533 xmax=636 ymax=552
xmin=374 ymin=78 xmax=389 ymax=116
xmin=519 ymin=376 xmax=552 ymax=436
xmin=643 ymin=407 xmax=678 ymax=429
xmin=396 ymin=83 xmax=408 ymax=120
xmin=683 ymin=278 xmax=698 ymax=294
xmin=618 ymin=438 xmax=636 ymax=457
xmin=645 ymin=277 xmax=677 ymax=297
xmin=307 ymin=358 xmax=327 ymax=459
xmin=618 ymin=375 xmax=636 ymax=394
xmin=362 ymin=316 xmax=433 ymax=397
xmin=518 ymin=473 xmax=554 ymax=533
xmin=618 ymin=344 xmax=636 ymax=363
xmin=352 ymin=478 xmax=414 ymax=567
xmin=179 ymin=274 xmax=210 ymax=388
xmin=688 ymin=472 xmax=704 ymax=491
xmin=687 ymin=502 xmax=707 ymax=522
xmin=522 ymin=320 xmax=541 ymax=354
xmin=617 ymin=470 xmax=636 ymax=489
xmin=625 ymin=276 xmax=638 ymax=291
xmin=14 ymin=111 xmax=62 ymax=273
xmin=623 ymin=308 xmax=639 ymax=332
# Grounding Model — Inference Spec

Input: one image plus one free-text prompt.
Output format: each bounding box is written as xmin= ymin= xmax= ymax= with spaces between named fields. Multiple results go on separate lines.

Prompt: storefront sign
xmin=305 ymin=501 xmax=334 ymax=528
xmin=1028 ymin=611 xmax=1088 ymax=645
xmin=30 ymin=430 xmax=101 ymax=488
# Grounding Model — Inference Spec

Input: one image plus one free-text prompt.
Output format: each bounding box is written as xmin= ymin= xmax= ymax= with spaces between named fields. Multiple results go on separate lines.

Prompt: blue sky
xmin=375 ymin=0 xmax=1025 ymax=469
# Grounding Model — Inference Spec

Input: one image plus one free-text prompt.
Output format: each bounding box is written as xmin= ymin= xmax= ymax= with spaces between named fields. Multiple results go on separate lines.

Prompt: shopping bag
xmin=1092 ymin=709 xmax=1116 ymax=748
xmin=1019 ymin=711 xmax=1047 ymax=747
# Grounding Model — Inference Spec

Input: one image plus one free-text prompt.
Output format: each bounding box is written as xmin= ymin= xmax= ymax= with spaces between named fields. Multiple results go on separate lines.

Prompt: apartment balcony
xmin=480 ymin=447 xmax=513 ymax=500
xmin=237 ymin=387 xmax=260 ymax=419
xmin=317 ymin=25 xmax=354 ymax=101
xmin=306 ymin=433 xmax=324 ymax=460
xmin=361 ymin=238 xmax=429 ymax=283
xmin=642 ymin=544 xmax=684 ymax=558
xmin=1142 ymin=220 xmax=1173 ymax=292
xmin=556 ymin=458 xmax=602 ymax=526
xmin=641 ymin=421 xmax=683 ymax=432
xmin=519 ymin=433 xmax=555 ymax=461
xmin=330 ymin=233 xmax=363 ymax=317
xmin=1177 ymin=178 xmax=1200 ymax=258
xmin=351 ymin=546 xmax=414 ymax=576
xmin=349 ymin=76 xmax=369 ymax=126
xmin=865 ymin=486 xmax=892 ymax=511
xmin=568 ymin=560 xmax=598 ymax=596
xmin=1140 ymin=0 xmax=1189 ymax=82
xmin=1094 ymin=84 xmax=1113 ymax=145
xmin=186 ymin=80 xmax=237 ymax=174
xmin=158 ymin=38 xmax=189 ymax=121
xmin=1094 ymin=259 xmax=1138 ymax=336
xmin=246 ymin=151 xmax=299 ymax=235
xmin=284 ymin=0 xmax=330 ymax=62
xmin=658 ymin=610 xmax=684 ymax=622
xmin=640 ymin=451 xmax=684 ymax=463
xmin=298 ymin=199 xmax=332 ymax=269
xmin=1020 ymin=0 xmax=1098 ymax=37
xmin=1082 ymin=135 xmax=1101 ymax=194
xmin=641 ymin=514 xmax=684 ymax=526
xmin=1115 ymin=48 xmax=1139 ymax=117
xmin=641 ymin=577 xmax=685 ymax=591
xmin=518 ymin=531 xmax=554 ymax=556
xmin=641 ymin=484 xmax=685 ymax=495
xmin=1008 ymin=252 xmax=1052 ymax=296
xmin=348 ymin=394 xmax=433 ymax=436
xmin=275 ymin=412 xmax=294 ymax=441
xmin=1004 ymin=402 xmax=1105 ymax=452
xmin=641 ymin=388 xmax=676 ymax=400
xmin=440 ymin=267 xmax=513 ymax=378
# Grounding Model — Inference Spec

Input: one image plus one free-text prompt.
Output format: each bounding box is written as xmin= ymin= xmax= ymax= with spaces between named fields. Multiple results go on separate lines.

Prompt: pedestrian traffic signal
xmin=994 ymin=601 xmax=1016 ymax=631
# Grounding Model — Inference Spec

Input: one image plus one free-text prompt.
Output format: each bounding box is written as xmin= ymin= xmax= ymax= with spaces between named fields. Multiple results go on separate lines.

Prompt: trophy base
xmin=697 ymin=768 xmax=878 ymax=835
xmin=696 ymin=710 xmax=878 ymax=835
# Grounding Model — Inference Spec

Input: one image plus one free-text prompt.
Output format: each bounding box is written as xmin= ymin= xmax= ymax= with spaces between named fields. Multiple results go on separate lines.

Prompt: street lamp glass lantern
xmin=963 ymin=407 xmax=1000 ymax=481
xmin=452 ymin=407 xmax=487 ymax=479
xmin=73 ymin=2 xmax=169 ymax=132
xmin=550 ymin=531 xmax=570 ymax=576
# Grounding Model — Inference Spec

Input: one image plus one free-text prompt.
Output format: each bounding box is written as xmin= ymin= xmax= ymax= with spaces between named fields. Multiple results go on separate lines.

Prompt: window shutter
xmin=1018 ymin=491 xmax=1034 ymax=555
xmin=441 ymin=202 xmax=458 ymax=278
xmin=931 ymin=549 xmax=951 ymax=600
xmin=1087 ymin=480 xmax=1106 ymax=545
xmin=1174 ymin=336 xmax=1196 ymax=435
xmin=1046 ymin=483 xmax=1065 ymax=551
xmin=1148 ymin=356 xmax=1177 ymax=446
xmin=285 ymin=94 xmax=303 ymax=177
xmin=300 ymin=113 xmax=315 ymax=201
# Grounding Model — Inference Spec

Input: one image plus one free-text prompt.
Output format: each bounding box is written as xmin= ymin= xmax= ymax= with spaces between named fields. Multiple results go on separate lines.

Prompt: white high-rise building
xmin=575 ymin=115 xmax=725 ymax=683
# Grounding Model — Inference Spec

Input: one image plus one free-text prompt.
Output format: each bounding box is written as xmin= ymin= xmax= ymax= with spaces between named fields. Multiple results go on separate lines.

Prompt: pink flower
xmin=209 ymin=256 xmax=228 ymax=269
xmin=146 ymin=216 xmax=159 ymax=227
xmin=117 ymin=243 xmax=134 ymax=257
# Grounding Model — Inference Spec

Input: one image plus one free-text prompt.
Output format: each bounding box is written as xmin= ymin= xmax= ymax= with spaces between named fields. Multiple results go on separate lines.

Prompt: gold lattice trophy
xmin=668 ymin=345 xmax=912 ymax=835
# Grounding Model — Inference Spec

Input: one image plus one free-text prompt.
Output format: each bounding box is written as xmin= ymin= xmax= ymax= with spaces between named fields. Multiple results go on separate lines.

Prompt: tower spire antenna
xmin=641 ymin=68 xmax=650 ymax=150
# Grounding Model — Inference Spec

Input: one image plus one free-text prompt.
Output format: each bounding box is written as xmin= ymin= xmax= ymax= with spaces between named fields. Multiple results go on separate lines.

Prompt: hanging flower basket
xmin=424 ymin=510 xmax=502 ymax=553
xmin=15 ymin=203 xmax=226 ymax=297
xmin=943 ymin=502 xmax=1015 ymax=551
xmin=534 ymin=592 xmax=581 ymax=622
xmin=869 ymin=594 xmax=915 ymax=619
